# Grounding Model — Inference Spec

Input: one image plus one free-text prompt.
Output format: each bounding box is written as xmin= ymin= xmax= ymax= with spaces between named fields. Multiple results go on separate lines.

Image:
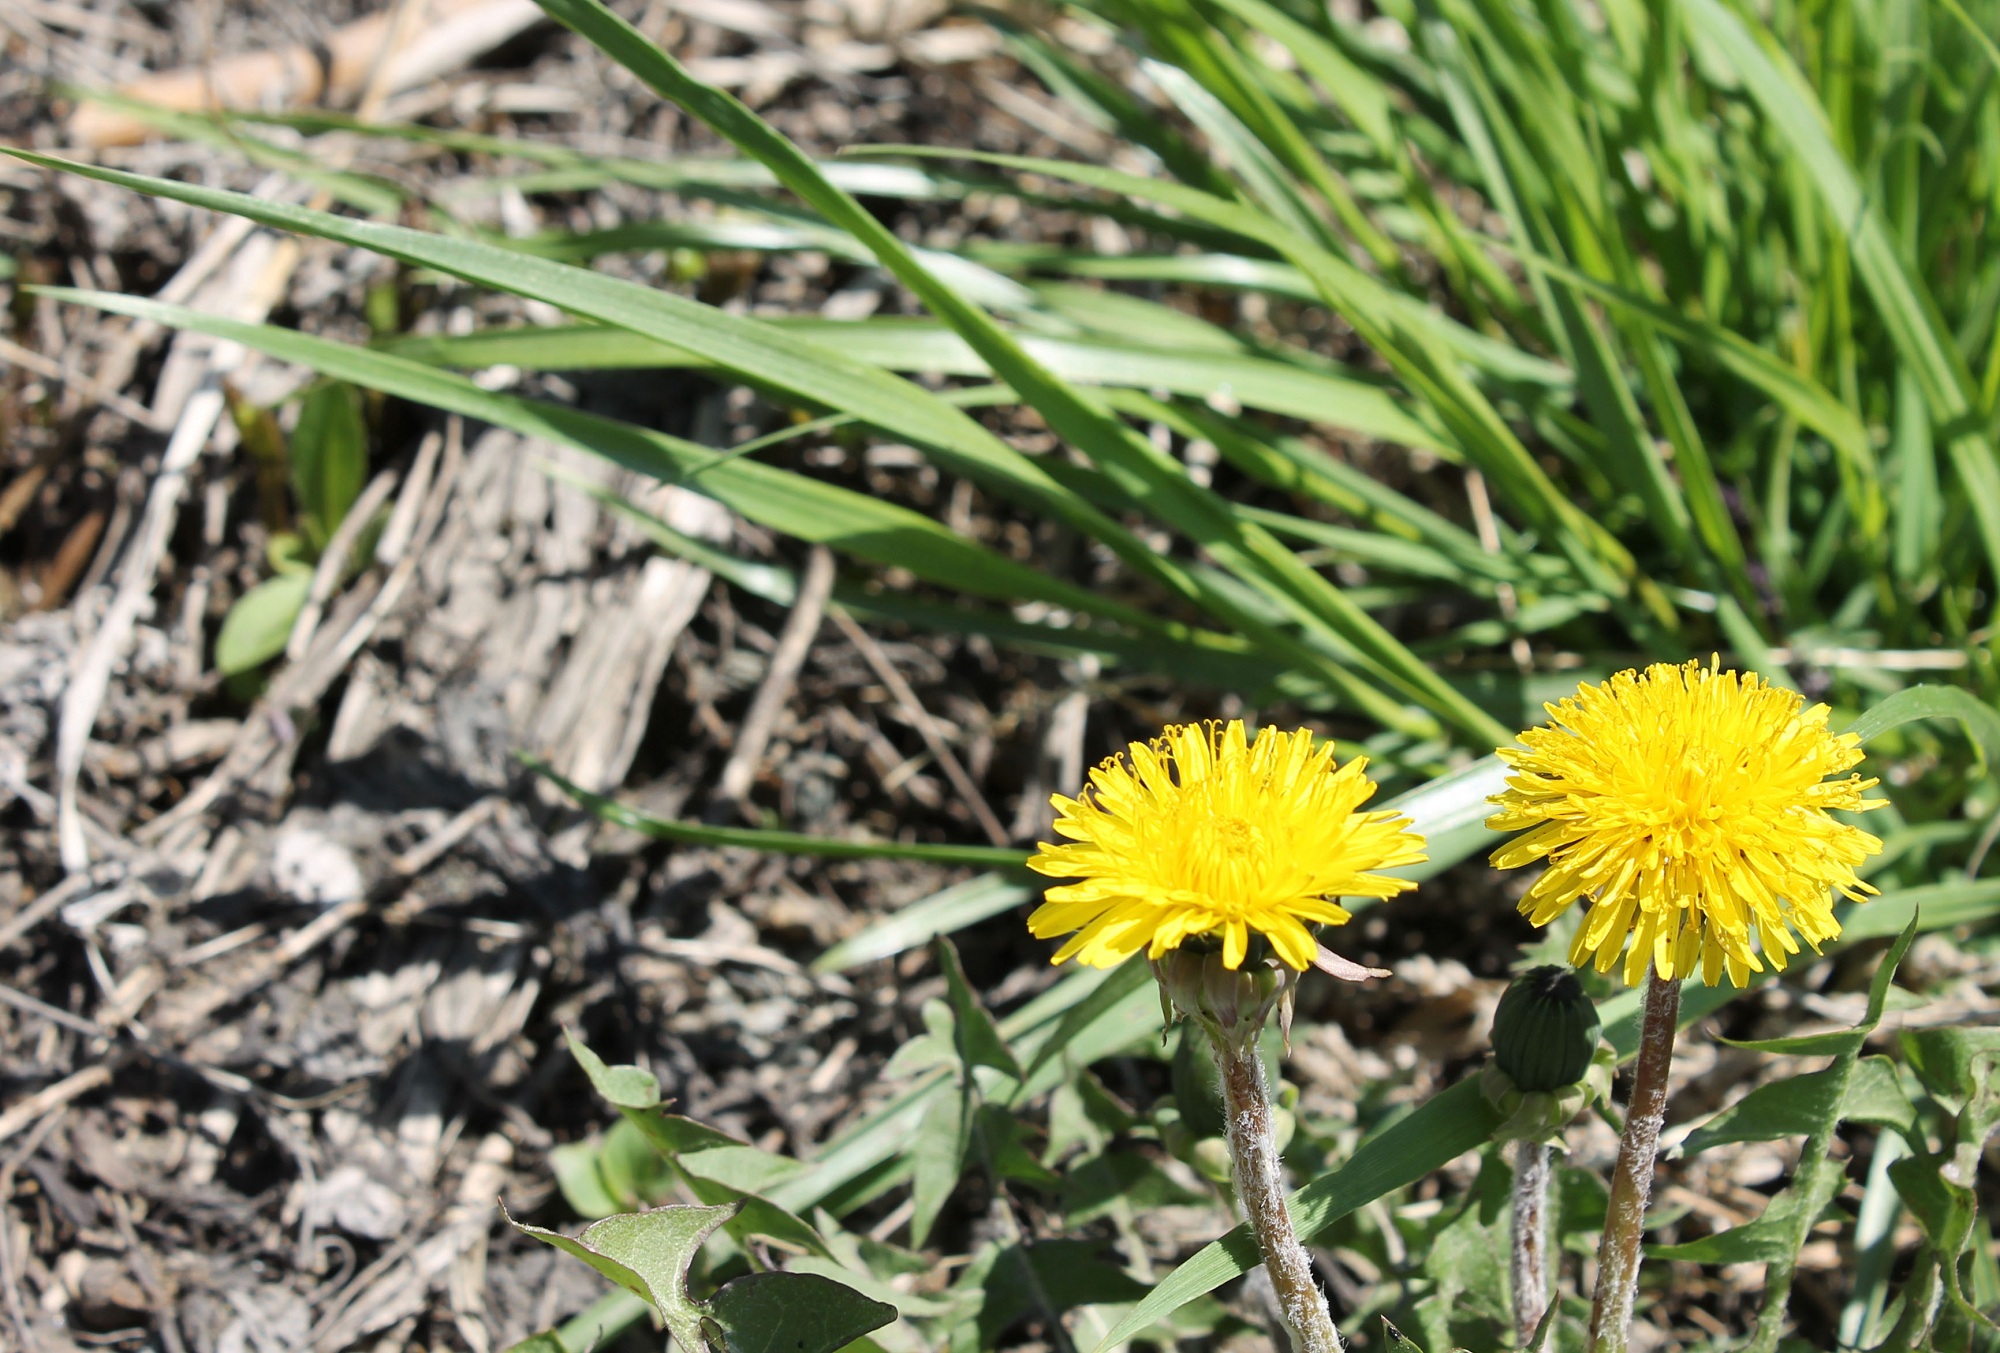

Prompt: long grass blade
xmin=33 ymin=286 xmax=1171 ymax=632
xmin=853 ymin=145 xmax=1643 ymax=605
xmin=388 ymin=320 xmax=1454 ymax=452
xmin=0 ymin=148 xmax=1249 ymax=652
xmin=527 ymin=0 xmax=1507 ymax=744
xmin=529 ymin=759 xmax=1034 ymax=866
xmin=1680 ymin=0 xmax=2000 ymax=591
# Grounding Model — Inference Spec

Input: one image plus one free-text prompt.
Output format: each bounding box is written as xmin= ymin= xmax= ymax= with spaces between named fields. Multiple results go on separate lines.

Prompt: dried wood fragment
xmin=529 ymin=478 xmax=728 ymax=794
xmin=138 ymin=418 xmax=465 ymax=841
xmin=390 ymin=796 xmax=501 ymax=876
xmin=151 ymin=899 xmax=369 ymax=1040
xmin=286 ymin=467 xmax=400 ymax=662
xmin=0 ymin=1065 xmax=112 ymax=1145
xmin=308 ymin=1131 xmax=514 ymax=1350
xmin=54 ymin=385 xmax=224 ymax=872
xmin=0 ymin=334 xmax=168 ymax=431
xmin=65 ymin=0 xmax=548 ymax=148
xmin=55 ymin=234 xmax=297 ymax=872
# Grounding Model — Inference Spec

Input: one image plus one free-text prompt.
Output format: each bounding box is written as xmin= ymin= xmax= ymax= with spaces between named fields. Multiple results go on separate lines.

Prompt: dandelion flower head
xmin=1487 ymin=661 xmax=1885 ymax=987
xmin=1028 ymin=720 xmax=1427 ymax=971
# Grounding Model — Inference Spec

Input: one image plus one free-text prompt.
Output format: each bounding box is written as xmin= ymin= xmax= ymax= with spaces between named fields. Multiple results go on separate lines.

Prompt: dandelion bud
xmin=1482 ymin=965 xmax=1611 ymax=1144
xmin=1492 ymin=965 xmax=1602 ymax=1092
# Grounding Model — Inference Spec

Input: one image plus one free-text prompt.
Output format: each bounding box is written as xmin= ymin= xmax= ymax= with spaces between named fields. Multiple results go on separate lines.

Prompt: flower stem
xmin=1511 ymin=1138 xmax=1550 ymax=1348
xmin=1215 ymin=1036 xmax=1344 ymax=1353
xmin=1587 ymin=970 xmax=1681 ymax=1353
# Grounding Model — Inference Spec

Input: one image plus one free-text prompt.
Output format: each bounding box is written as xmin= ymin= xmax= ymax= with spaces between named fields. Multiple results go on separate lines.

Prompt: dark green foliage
xmin=705 ymin=1274 xmax=898 ymax=1353
xmin=973 ymin=1243 xmax=1152 ymax=1347
xmin=290 ymin=381 xmax=367 ymax=552
xmin=1170 ymin=1024 xmax=1229 ymax=1140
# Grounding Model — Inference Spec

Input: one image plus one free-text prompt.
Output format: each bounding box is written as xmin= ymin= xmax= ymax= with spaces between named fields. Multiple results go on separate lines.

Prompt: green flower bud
xmin=1491 ymin=965 xmax=1602 ymax=1093
xmin=1190 ymin=1135 xmax=1235 ymax=1184
xmin=1152 ymin=944 xmax=1294 ymax=1054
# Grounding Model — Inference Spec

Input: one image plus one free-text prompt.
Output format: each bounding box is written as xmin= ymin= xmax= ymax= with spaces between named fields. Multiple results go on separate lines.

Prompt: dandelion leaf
xmin=935 ymin=936 xmax=1024 ymax=1079
xmin=704 ymin=1272 xmax=897 ymax=1353
xmin=1679 ymin=1065 xmax=1845 ymax=1156
xmin=1649 ymin=1159 xmax=1845 ymax=1263
xmin=500 ymin=1335 xmax=567 ymax=1353
xmin=565 ymin=1028 xmax=664 ymax=1109
xmin=506 ymin=1202 xmax=737 ymax=1352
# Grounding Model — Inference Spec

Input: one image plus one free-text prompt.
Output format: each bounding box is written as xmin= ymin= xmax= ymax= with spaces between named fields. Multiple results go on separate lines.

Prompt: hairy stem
xmin=1216 ymin=1036 xmax=1343 ymax=1353
xmin=1587 ymin=971 xmax=1681 ymax=1353
xmin=1512 ymin=1138 xmax=1550 ymax=1347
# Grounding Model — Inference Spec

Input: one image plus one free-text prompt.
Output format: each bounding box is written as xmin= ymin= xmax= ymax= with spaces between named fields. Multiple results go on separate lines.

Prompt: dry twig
xmin=832 ymin=608 xmax=1011 ymax=846
xmin=0 ymin=333 xmax=169 ymax=431
xmin=137 ymin=416 xmax=465 ymax=842
xmin=0 ymin=1064 xmax=113 ymax=1145
xmin=712 ymin=544 xmax=837 ymax=817
xmin=286 ymin=466 xmax=400 ymax=661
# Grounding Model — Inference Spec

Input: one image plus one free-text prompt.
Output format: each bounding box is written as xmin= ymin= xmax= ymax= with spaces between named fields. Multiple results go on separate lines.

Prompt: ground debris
xmin=0 ymin=2 xmax=1115 ymax=1344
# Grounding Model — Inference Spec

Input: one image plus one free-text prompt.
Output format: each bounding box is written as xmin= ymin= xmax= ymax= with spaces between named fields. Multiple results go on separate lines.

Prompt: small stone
xmin=270 ymin=824 xmax=366 ymax=907
xmin=314 ymin=1165 xmax=407 ymax=1239
xmin=74 ymin=1257 xmax=153 ymax=1330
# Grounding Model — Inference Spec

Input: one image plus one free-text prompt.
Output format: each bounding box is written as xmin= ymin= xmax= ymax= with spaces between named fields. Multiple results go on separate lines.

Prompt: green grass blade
xmin=1376 ymin=754 xmax=1509 ymax=881
xmin=1936 ymin=0 xmax=2000 ymax=76
xmin=1202 ymin=0 xmax=1529 ymax=318
xmin=855 ymin=145 xmax=1641 ymax=604
xmin=389 ymin=319 xmax=1454 ymax=452
xmin=0 ymin=148 xmax=1237 ymax=649
xmin=526 ymin=0 xmax=1502 ymax=744
xmin=1141 ymin=57 xmax=1327 ymax=241
xmin=990 ymin=14 xmax=1237 ymax=194
xmin=812 ymin=875 xmax=1039 ymax=973
xmin=1116 ymin=394 xmax=1540 ymax=584
xmin=555 ymin=463 xmax=1295 ymax=692
xmin=1151 ymin=0 xmax=1405 ymax=269
xmin=1512 ymin=250 xmax=1875 ymax=484
xmin=1422 ymin=16 xmax=1717 ymax=589
xmin=493 ymin=214 xmax=1036 ymax=313
xmin=208 ymin=105 xmax=976 ymax=200
xmin=1680 ymin=0 xmax=2000 ymax=590
xmin=55 ymin=87 xmax=405 ymax=215
xmin=1000 ymin=251 xmax=1570 ymax=388
xmin=530 ymin=758 xmax=1034 ymax=866
xmin=1847 ymin=684 xmax=2000 ymax=770
xmin=34 ymin=286 xmax=1165 ymax=632
xmin=1240 ymin=506 xmax=1497 ymax=582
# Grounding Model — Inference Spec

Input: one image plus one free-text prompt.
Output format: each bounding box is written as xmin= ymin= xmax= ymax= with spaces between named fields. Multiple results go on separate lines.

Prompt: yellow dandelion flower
xmin=1487 ymin=660 xmax=1886 ymax=988
xmin=1027 ymin=720 xmax=1427 ymax=972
